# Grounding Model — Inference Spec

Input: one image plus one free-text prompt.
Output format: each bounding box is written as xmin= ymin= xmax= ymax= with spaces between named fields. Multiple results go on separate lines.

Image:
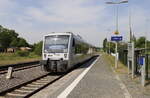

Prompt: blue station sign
xmin=111 ymin=36 xmax=123 ymax=41
xmin=138 ymin=57 xmax=144 ymax=65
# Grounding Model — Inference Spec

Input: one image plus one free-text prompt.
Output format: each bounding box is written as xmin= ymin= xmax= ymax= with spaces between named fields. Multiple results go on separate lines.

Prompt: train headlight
xmin=64 ymin=54 xmax=67 ymax=58
xmin=44 ymin=50 xmax=47 ymax=52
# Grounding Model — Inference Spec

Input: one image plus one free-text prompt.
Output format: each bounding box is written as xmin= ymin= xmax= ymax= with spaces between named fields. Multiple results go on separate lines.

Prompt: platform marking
xmin=57 ymin=57 xmax=99 ymax=98
xmin=111 ymin=66 xmax=132 ymax=98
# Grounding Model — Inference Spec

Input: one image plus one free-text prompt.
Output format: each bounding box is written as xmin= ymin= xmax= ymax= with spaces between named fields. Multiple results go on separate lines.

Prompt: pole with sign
xmin=111 ymin=36 xmax=122 ymax=41
xmin=127 ymin=42 xmax=135 ymax=78
xmin=115 ymin=42 xmax=118 ymax=68
xmin=111 ymin=35 xmax=123 ymax=69
xmin=106 ymin=0 xmax=128 ymax=69
xmin=139 ymin=56 xmax=146 ymax=86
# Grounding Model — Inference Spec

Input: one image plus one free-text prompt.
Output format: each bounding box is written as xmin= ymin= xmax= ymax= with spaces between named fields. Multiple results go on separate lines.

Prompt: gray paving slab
xmin=31 ymin=57 xmax=98 ymax=98
xmin=31 ymin=58 xmax=96 ymax=98
xmin=118 ymin=71 xmax=150 ymax=98
xmin=104 ymin=54 xmax=150 ymax=98
xmin=68 ymin=56 xmax=126 ymax=98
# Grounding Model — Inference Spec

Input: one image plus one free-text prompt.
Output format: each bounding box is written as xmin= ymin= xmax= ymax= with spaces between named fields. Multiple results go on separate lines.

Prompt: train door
xmin=70 ymin=37 xmax=76 ymax=68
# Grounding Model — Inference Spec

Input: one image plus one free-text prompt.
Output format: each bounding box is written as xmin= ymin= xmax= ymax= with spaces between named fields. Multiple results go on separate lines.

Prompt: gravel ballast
xmin=0 ymin=66 xmax=48 ymax=93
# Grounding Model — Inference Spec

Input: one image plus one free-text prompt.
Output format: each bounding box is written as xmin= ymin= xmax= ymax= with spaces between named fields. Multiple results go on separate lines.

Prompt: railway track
xmin=0 ymin=56 xmax=98 ymax=98
xmin=0 ymin=61 xmax=40 ymax=74
xmin=0 ymin=73 xmax=63 ymax=98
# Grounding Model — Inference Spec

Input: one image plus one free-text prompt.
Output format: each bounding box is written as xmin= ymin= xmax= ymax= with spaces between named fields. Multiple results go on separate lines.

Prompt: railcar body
xmin=40 ymin=32 xmax=95 ymax=72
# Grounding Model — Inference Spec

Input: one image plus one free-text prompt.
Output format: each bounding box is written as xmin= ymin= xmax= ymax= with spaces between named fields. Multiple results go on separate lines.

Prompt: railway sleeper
xmin=15 ymin=89 xmax=33 ymax=93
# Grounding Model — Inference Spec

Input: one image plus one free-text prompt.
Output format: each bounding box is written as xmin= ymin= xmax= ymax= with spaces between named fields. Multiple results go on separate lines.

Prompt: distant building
xmin=20 ymin=47 xmax=32 ymax=51
xmin=7 ymin=47 xmax=17 ymax=53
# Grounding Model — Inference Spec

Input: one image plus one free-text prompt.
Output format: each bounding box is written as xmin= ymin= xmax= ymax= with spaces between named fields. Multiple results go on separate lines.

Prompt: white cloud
xmin=119 ymin=5 xmax=150 ymax=40
xmin=0 ymin=0 xmax=12 ymax=8
xmin=0 ymin=0 xmax=150 ymax=47
xmin=25 ymin=0 xmax=105 ymax=24
xmin=0 ymin=0 xmax=18 ymax=13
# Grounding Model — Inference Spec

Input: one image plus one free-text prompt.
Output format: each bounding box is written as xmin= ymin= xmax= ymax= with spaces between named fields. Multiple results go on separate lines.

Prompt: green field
xmin=0 ymin=53 xmax=41 ymax=66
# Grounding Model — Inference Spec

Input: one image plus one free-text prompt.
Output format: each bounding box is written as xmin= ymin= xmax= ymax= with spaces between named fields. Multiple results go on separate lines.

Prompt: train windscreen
xmin=44 ymin=35 xmax=69 ymax=53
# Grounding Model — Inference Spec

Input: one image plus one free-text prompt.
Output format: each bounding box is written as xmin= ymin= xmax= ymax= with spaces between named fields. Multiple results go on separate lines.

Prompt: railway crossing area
xmin=31 ymin=54 xmax=150 ymax=98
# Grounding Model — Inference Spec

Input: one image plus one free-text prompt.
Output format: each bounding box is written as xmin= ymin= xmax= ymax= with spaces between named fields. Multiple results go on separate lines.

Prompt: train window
xmin=75 ymin=44 xmax=81 ymax=54
xmin=72 ymin=38 xmax=75 ymax=47
xmin=44 ymin=35 xmax=69 ymax=53
xmin=74 ymin=41 xmax=89 ymax=54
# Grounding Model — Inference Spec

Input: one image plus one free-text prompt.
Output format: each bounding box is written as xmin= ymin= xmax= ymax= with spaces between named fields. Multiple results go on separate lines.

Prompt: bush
xmin=28 ymin=52 xmax=38 ymax=58
xmin=16 ymin=51 xmax=29 ymax=57
xmin=34 ymin=41 xmax=43 ymax=56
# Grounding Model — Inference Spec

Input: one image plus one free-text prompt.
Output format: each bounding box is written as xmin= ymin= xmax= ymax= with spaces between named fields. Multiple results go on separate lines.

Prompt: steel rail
xmin=0 ymin=55 xmax=99 ymax=98
xmin=0 ymin=73 xmax=64 ymax=98
xmin=0 ymin=61 xmax=40 ymax=74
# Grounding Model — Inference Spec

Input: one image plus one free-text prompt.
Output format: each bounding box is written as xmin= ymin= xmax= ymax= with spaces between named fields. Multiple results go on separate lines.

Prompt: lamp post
xmin=145 ymin=18 xmax=149 ymax=79
xmin=106 ymin=0 xmax=128 ymax=69
xmin=106 ymin=0 xmax=128 ymax=35
xmin=129 ymin=8 xmax=132 ymax=42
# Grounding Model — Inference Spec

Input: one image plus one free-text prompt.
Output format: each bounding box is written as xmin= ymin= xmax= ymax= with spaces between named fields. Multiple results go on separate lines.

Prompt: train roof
xmin=44 ymin=32 xmax=73 ymax=36
xmin=44 ymin=32 xmax=93 ymax=46
xmin=44 ymin=32 xmax=83 ymax=41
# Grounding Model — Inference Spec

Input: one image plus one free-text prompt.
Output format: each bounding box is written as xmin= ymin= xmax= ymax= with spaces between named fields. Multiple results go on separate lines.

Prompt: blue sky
xmin=0 ymin=0 xmax=150 ymax=47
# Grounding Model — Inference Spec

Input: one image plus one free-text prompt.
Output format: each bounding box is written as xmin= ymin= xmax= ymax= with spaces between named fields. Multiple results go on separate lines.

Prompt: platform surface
xmin=31 ymin=56 xmax=130 ymax=98
xmin=66 ymin=56 xmax=126 ymax=98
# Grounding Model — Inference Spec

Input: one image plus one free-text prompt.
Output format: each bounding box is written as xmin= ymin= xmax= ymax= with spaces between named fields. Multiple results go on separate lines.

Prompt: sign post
xmin=127 ymin=42 xmax=135 ymax=78
xmin=131 ymin=42 xmax=135 ymax=79
xmin=111 ymin=36 xmax=122 ymax=69
xmin=115 ymin=42 xmax=118 ymax=68
xmin=139 ymin=57 xmax=146 ymax=86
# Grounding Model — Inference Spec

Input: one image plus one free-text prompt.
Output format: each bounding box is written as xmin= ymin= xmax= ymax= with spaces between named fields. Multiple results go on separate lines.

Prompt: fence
xmin=118 ymin=49 xmax=150 ymax=79
xmin=118 ymin=49 xmax=127 ymax=65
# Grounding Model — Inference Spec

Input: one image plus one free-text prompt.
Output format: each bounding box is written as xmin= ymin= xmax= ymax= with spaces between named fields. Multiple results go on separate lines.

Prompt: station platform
xmin=31 ymin=55 xmax=130 ymax=98
xmin=66 ymin=56 xmax=126 ymax=98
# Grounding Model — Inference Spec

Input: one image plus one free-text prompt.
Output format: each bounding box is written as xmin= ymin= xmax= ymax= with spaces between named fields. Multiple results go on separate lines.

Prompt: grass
xmin=0 ymin=52 xmax=41 ymax=66
xmin=102 ymin=52 xmax=150 ymax=86
xmin=103 ymin=53 xmax=128 ymax=74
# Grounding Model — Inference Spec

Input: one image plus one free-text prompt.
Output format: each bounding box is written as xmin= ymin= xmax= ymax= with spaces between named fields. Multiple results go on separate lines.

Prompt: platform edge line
xmin=57 ymin=56 xmax=100 ymax=98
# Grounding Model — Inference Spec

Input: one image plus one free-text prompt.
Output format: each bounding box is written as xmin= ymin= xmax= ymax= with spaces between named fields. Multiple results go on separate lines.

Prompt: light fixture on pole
xmin=106 ymin=0 xmax=128 ymax=69
xmin=106 ymin=0 xmax=128 ymax=35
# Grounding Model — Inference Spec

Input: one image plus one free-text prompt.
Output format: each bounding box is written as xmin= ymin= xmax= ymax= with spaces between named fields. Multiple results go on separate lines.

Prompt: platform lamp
xmin=106 ymin=0 xmax=128 ymax=35
xmin=106 ymin=0 xmax=128 ymax=69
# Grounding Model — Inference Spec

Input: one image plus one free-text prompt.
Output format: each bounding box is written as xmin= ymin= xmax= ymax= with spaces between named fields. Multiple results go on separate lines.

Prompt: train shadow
xmin=76 ymin=55 xmax=99 ymax=69
xmin=67 ymin=55 xmax=99 ymax=73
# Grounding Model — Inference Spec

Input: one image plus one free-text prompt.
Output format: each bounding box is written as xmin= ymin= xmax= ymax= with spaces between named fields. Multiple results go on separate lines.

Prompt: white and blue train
xmin=40 ymin=32 xmax=96 ymax=72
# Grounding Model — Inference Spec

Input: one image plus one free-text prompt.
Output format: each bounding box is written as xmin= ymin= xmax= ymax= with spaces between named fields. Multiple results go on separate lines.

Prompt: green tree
xmin=108 ymin=42 xmax=115 ymax=53
xmin=135 ymin=36 xmax=145 ymax=48
xmin=0 ymin=31 xmax=12 ymax=49
xmin=103 ymin=38 xmax=107 ymax=52
xmin=10 ymin=38 xmax=18 ymax=47
xmin=34 ymin=41 xmax=43 ymax=56
xmin=0 ymin=25 xmax=19 ymax=50
xmin=17 ymin=37 xmax=29 ymax=47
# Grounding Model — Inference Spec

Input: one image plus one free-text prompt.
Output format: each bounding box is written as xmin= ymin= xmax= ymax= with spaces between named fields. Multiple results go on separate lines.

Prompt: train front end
xmin=40 ymin=33 xmax=71 ymax=72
